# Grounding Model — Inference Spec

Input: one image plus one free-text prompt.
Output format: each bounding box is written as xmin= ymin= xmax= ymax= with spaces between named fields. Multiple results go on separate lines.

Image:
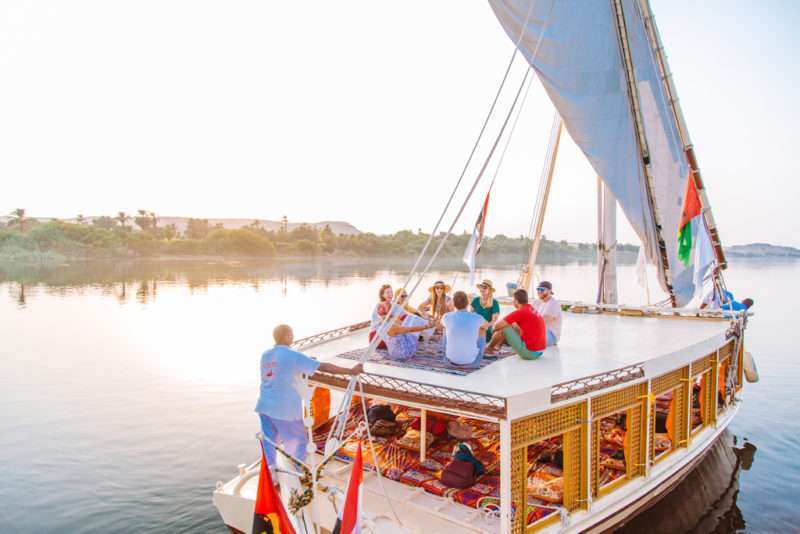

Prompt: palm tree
xmin=10 ymin=208 xmax=25 ymax=232
xmin=77 ymin=214 xmax=85 ymax=225
xmin=116 ymin=211 xmax=129 ymax=229
xmin=150 ymin=211 xmax=158 ymax=230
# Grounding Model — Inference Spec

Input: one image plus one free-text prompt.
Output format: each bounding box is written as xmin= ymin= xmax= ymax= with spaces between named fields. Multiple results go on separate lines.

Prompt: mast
xmin=638 ymin=0 xmax=728 ymax=270
xmin=597 ymin=177 xmax=618 ymax=304
xmin=518 ymin=114 xmax=562 ymax=293
xmin=611 ymin=0 xmax=676 ymax=306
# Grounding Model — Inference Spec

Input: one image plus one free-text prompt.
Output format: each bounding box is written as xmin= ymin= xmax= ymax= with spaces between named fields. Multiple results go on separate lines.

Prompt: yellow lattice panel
xmin=648 ymin=395 xmax=657 ymax=464
xmin=511 ymin=446 xmax=526 ymax=534
xmin=652 ymin=366 xmax=688 ymax=395
xmin=591 ymin=382 xmax=647 ymax=419
xmin=674 ymin=382 xmax=689 ymax=448
xmin=691 ymin=370 xmax=713 ymax=438
xmin=692 ymin=353 xmax=714 ymax=375
xmin=590 ymin=388 xmax=647 ymax=497
xmin=737 ymin=342 xmax=745 ymax=391
xmin=719 ymin=339 xmax=734 ymax=361
xmin=590 ymin=420 xmax=600 ymax=496
xmin=563 ymin=428 xmax=581 ymax=511
xmin=710 ymin=356 xmax=720 ymax=425
xmin=628 ymin=405 xmax=646 ymax=478
xmin=511 ymin=402 xmax=584 ymax=449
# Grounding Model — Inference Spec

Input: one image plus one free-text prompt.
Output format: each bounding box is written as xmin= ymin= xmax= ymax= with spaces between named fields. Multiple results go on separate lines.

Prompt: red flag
xmin=252 ymin=443 xmax=296 ymax=534
xmin=333 ymin=443 xmax=363 ymax=534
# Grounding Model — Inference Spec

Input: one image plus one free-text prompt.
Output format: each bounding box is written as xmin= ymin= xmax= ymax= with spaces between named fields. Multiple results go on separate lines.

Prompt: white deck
xmin=307 ymin=312 xmax=729 ymax=417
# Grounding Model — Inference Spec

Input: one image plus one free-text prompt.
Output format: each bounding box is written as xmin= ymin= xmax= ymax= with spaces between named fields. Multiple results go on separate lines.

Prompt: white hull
xmin=213 ymin=404 xmax=738 ymax=533
xmin=213 ymin=309 xmax=748 ymax=534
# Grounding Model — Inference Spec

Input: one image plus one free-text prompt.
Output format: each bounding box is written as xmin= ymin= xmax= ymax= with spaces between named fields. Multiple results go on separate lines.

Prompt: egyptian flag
xmin=677 ymin=170 xmax=702 ymax=266
xmin=332 ymin=443 xmax=364 ymax=534
xmin=252 ymin=443 xmax=295 ymax=534
xmin=463 ymin=190 xmax=491 ymax=285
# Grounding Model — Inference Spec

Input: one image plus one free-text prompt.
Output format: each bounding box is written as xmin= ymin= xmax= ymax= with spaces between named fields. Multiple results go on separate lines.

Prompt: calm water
xmin=1 ymin=258 xmax=798 ymax=533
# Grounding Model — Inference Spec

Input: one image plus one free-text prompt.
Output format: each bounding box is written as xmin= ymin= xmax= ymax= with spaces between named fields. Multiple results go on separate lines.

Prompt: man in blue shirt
xmin=441 ymin=291 xmax=489 ymax=368
xmin=256 ymin=324 xmax=363 ymax=469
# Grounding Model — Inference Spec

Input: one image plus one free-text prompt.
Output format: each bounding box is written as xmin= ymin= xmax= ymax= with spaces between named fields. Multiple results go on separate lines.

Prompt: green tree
xmin=163 ymin=223 xmax=177 ymax=241
xmin=135 ymin=210 xmax=152 ymax=233
xmin=185 ymin=218 xmax=209 ymax=239
xmin=116 ymin=211 xmax=129 ymax=229
xmin=9 ymin=208 xmax=26 ymax=232
xmin=76 ymin=214 xmax=86 ymax=225
xmin=93 ymin=216 xmax=116 ymax=229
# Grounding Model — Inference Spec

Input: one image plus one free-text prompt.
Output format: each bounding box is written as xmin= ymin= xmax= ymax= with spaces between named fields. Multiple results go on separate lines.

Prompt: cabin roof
xmin=307 ymin=312 xmax=730 ymax=408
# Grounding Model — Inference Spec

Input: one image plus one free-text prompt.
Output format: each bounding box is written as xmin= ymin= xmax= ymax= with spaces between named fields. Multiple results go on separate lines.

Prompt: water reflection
xmin=618 ymin=431 xmax=752 ymax=533
xmin=0 ymin=257 xmax=796 ymax=533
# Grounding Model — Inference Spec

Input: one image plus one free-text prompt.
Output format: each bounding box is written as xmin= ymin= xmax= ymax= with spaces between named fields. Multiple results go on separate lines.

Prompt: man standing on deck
xmin=256 ymin=324 xmax=362 ymax=472
xmin=532 ymin=281 xmax=562 ymax=346
xmin=485 ymin=289 xmax=546 ymax=360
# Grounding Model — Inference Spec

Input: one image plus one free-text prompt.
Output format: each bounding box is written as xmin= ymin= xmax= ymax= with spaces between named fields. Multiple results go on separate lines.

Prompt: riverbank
xmin=0 ymin=220 xmax=638 ymax=265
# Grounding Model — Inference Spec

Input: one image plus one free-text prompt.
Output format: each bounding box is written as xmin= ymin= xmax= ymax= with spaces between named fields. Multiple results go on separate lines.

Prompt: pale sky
xmin=1 ymin=1 xmax=798 ymax=246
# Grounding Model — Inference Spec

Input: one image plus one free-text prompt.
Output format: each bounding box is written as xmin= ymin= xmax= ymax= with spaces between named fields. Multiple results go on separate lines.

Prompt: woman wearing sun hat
xmin=470 ymin=279 xmax=500 ymax=341
xmin=418 ymin=280 xmax=454 ymax=323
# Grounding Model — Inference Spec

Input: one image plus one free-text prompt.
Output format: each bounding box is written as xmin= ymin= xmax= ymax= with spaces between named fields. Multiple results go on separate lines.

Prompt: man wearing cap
xmin=533 ymin=281 xmax=562 ymax=346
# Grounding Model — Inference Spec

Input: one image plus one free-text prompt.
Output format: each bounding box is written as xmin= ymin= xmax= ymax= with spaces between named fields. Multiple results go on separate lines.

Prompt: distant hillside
xmin=725 ymin=243 xmax=800 ymax=258
xmin=150 ymin=217 xmax=361 ymax=236
xmin=0 ymin=215 xmax=361 ymax=236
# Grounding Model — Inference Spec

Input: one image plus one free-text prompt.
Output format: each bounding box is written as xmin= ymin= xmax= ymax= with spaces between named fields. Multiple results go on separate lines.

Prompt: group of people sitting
xmin=368 ymin=279 xmax=563 ymax=368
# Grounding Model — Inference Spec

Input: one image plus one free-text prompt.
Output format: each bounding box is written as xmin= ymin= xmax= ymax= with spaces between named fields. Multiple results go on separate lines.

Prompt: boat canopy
xmin=489 ymin=0 xmax=713 ymax=305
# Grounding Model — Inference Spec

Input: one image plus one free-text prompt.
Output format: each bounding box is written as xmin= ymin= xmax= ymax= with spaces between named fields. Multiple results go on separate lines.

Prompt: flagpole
xmin=518 ymin=113 xmax=562 ymax=293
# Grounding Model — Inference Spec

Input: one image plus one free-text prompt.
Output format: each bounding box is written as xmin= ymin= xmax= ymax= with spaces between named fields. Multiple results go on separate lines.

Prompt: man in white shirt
xmin=533 ymin=281 xmax=562 ymax=346
xmin=442 ymin=291 xmax=489 ymax=368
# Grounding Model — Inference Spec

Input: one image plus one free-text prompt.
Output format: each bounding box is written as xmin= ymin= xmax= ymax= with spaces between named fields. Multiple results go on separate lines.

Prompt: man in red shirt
xmin=485 ymin=288 xmax=545 ymax=360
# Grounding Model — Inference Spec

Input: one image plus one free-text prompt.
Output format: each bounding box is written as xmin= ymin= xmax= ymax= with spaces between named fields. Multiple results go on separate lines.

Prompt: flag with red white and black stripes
xmin=332 ymin=443 xmax=363 ymax=534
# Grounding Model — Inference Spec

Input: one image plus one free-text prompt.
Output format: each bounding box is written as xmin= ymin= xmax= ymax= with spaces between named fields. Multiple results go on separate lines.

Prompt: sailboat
xmin=213 ymin=1 xmax=755 ymax=532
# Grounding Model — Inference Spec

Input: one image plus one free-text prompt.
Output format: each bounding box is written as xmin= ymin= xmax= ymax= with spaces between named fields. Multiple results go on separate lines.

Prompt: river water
xmin=1 ymin=258 xmax=797 ymax=533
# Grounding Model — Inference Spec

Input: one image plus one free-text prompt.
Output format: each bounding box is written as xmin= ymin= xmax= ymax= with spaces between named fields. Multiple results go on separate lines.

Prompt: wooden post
xmin=420 ymin=408 xmax=427 ymax=462
xmin=638 ymin=0 xmax=728 ymax=269
xmin=499 ymin=419 xmax=513 ymax=534
xmin=518 ymin=113 xmax=562 ymax=293
xmin=611 ymin=0 xmax=676 ymax=305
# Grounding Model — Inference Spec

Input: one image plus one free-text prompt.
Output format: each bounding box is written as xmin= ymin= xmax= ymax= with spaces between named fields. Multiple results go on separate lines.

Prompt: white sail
xmin=489 ymin=0 xmax=703 ymax=305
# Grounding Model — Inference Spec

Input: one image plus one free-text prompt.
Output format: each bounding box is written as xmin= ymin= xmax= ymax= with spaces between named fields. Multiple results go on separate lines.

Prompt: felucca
xmin=213 ymin=1 xmax=756 ymax=532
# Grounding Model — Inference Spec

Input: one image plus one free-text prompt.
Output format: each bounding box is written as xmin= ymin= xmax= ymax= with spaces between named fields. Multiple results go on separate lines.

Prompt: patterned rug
xmin=337 ymin=335 xmax=514 ymax=376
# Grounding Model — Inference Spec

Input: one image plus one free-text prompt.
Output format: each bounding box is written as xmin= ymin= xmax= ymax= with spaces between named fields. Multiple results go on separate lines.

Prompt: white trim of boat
xmin=213 ymin=309 xmax=748 ymax=534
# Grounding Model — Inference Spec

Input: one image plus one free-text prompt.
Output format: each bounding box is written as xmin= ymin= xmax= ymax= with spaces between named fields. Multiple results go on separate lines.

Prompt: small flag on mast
xmin=332 ymin=442 xmax=364 ymax=534
xmin=252 ymin=442 xmax=296 ymax=534
xmin=677 ymin=170 xmax=702 ymax=266
xmin=463 ymin=190 xmax=491 ymax=286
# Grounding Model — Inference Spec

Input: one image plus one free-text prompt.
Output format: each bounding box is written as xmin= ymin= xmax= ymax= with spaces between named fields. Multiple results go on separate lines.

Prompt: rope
xmin=326 ymin=0 xmax=551 ymax=443
xmin=356 ymin=378 xmax=404 ymax=526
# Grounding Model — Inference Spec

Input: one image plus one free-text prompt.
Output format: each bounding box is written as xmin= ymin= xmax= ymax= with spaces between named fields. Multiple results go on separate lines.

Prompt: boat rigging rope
xmin=324 ymin=0 xmax=549 ymax=446
xmin=308 ymin=1 xmax=557 ymax=527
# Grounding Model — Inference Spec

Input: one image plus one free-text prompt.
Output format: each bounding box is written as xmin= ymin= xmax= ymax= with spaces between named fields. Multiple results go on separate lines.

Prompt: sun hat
xmin=476 ymin=279 xmax=496 ymax=292
xmin=428 ymin=280 xmax=452 ymax=293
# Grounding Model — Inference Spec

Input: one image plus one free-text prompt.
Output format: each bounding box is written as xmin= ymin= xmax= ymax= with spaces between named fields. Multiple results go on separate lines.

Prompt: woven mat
xmin=337 ymin=336 xmax=514 ymax=376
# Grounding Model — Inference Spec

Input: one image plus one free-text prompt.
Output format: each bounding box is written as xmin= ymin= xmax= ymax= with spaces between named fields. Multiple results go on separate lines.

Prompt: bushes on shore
xmin=0 ymin=220 xmax=634 ymax=262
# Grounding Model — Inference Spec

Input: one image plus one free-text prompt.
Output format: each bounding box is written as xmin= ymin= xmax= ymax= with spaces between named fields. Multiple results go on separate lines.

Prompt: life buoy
xmin=743 ymin=351 xmax=759 ymax=383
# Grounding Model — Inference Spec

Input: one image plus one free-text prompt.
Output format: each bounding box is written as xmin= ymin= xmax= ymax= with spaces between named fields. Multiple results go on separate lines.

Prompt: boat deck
xmin=307 ymin=312 xmax=729 ymax=415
